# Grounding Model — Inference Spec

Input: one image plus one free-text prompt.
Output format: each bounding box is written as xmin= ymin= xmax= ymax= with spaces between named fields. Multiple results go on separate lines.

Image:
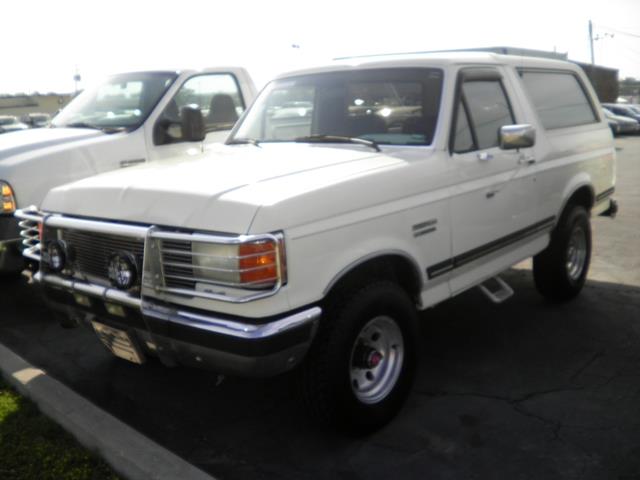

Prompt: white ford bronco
xmin=17 ymin=52 xmax=617 ymax=432
xmin=0 ymin=67 xmax=256 ymax=273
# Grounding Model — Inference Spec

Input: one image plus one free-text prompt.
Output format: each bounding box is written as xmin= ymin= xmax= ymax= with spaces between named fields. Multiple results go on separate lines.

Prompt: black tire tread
xmin=533 ymin=204 xmax=591 ymax=302
xmin=299 ymin=280 xmax=418 ymax=433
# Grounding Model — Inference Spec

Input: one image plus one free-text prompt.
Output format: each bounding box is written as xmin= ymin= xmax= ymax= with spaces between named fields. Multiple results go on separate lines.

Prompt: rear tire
xmin=533 ymin=204 xmax=591 ymax=301
xmin=300 ymin=281 xmax=418 ymax=434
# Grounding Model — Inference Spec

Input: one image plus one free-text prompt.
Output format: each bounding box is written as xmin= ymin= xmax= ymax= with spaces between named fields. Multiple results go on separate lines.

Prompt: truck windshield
xmin=52 ymin=72 xmax=178 ymax=131
xmin=0 ymin=116 xmax=18 ymax=126
xmin=230 ymin=68 xmax=443 ymax=147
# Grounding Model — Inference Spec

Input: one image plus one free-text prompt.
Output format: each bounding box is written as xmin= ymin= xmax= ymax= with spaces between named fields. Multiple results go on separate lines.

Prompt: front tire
xmin=300 ymin=281 xmax=418 ymax=434
xmin=533 ymin=204 xmax=591 ymax=301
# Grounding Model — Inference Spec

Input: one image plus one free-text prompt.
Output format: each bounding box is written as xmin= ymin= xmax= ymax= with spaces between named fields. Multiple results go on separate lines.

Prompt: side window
xmin=463 ymin=81 xmax=514 ymax=150
xmin=451 ymin=78 xmax=515 ymax=153
xmin=159 ymin=73 xmax=244 ymax=142
xmin=520 ymin=70 xmax=597 ymax=129
xmin=453 ymin=101 xmax=474 ymax=152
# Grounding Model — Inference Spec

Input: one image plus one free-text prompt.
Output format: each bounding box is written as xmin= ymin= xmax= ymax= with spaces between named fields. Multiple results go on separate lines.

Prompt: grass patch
xmin=0 ymin=378 xmax=120 ymax=480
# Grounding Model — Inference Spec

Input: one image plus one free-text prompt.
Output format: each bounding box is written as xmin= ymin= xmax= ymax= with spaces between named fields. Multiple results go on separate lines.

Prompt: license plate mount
xmin=91 ymin=321 xmax=144 ymax=364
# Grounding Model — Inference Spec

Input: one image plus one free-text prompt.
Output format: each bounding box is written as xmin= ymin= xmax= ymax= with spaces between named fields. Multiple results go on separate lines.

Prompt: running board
xmin=478 ymin=276 xmax=514 ymax=304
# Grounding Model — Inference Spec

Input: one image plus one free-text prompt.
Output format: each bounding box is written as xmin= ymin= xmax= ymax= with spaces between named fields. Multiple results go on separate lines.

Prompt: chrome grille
xmin=161 ymin=239 xmax=196 ymax=290
xmin=59 ymin=229 xmax=144 ymax=284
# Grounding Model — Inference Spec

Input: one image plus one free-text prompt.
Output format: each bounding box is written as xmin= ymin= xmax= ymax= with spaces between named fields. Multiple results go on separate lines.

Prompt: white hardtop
xmin=274 ymin=51 xmax=582 ymax=79
xmin=105 ymin=66 xmax=251 ymax=77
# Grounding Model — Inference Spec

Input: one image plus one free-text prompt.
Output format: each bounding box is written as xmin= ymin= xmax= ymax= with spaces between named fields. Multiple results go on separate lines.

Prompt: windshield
xmin=0 ymin=117 xmax=17 ymax=126
xmin=230 ymin=68 xmax=443 ymax=146
xmin=52 ymin=71 xmax=178 ymax=130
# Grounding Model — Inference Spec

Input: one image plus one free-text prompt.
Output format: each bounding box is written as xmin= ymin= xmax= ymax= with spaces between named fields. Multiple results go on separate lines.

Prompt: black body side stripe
xmin=595 ymin=187 xmax=615 ymax=203
xmin=426 ymin=216 xmax=556 ymax=279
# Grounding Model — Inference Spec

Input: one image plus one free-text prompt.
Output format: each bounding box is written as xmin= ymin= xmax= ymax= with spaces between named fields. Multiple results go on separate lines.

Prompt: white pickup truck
xmin=0 ymin=67 xmax=256 ymax=273
xmin=18 ymin=52 xmax=617 ymax=432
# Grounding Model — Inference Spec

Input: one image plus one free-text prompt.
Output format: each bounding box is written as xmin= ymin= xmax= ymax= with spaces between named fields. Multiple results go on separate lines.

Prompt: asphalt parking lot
xmin=1 ymin=136 xmax=639 ymax=480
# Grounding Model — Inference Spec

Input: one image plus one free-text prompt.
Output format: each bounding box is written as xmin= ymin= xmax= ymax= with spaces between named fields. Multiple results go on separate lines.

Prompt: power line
xmin=596 ymin=23 xmax=640 ymax=39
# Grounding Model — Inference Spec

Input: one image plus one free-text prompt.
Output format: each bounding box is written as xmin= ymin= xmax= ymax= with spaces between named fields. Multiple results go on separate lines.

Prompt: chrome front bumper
xmin=36 ymin=271 xmax=322 ymax=376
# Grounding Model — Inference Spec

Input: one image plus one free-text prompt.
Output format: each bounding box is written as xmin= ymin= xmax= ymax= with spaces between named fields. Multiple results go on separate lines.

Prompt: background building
xmin=619 ymin=78 xmax=640 ymax=103
xmin=0 ymin=93 xmax=73 ymax=118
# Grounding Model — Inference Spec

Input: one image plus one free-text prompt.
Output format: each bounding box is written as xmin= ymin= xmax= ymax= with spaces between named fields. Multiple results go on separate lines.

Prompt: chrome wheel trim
xmin=349 ymin=315 xmax=404 ymax=405
xmin=566 ymin=225 xmax=587 ymax=281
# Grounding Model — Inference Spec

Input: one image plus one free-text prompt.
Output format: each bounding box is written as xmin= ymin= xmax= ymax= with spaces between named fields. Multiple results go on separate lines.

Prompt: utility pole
xmin=589 ymin=19 xmax=595 ymax=65
xmin=73 ymin=66 xmax=81 ymax=95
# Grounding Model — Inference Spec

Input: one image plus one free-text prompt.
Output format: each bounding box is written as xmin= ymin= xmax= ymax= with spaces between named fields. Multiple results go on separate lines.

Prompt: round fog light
xmin=46 ymin=240 xmax=67 ymax=272
xmin=107 ymin=252 xmax=138 ymax=290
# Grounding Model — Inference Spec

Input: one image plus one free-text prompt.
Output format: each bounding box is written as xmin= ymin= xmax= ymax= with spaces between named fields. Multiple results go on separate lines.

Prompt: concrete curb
xmin=0 ymin=342 xmax=215 ymax=480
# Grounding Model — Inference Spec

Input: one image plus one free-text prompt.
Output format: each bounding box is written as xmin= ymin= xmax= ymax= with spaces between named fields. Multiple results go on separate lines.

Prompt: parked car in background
xmin=602 ymin=107 xmax=640 ymax=136
xmin=0 ymin=115 xmax=29 ymax=134
xmin=0 ymin=67 xmax=256 ymax=274
xmin=21 ymin=112 xmax=51 ymax=128
xmin=603 ymin=103 xmax=640 ymax=123
xmin=604 ymin=110 xmax=621 ymax=136
xmin=17 ymin=52 xmax=616 ymax=432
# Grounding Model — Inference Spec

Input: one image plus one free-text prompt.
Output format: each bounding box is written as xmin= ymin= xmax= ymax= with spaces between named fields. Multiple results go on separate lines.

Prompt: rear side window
xmin=519 ymin=70 xmax=597 ymax=130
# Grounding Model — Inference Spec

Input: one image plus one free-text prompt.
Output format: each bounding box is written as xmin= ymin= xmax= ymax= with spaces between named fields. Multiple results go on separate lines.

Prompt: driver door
xmin=448 ymin=67 xmax=539 ymax=293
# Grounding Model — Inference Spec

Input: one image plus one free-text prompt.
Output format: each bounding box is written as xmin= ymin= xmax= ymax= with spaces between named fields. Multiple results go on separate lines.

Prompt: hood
xmin=0 ymin=124 xmax=28 ymax=133
xmin=611 ymin=114 xmax=639 ymax=125
xmin=43 ymin=143 xmax=416 ymax=234
xmin=0 ymin=127 xmax=103 ymax=162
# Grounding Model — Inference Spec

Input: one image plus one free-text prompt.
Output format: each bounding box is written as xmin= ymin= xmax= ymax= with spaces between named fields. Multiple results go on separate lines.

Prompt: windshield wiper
xmin=64 ymin=121 xmax=100 ymax=130
xmin=63 ymin=122 xmax=126 ymax=134
xmin=294 ymin=135 xmax=381 ymax=152
xmin=226 ymin=137 xmax=261 ymax=147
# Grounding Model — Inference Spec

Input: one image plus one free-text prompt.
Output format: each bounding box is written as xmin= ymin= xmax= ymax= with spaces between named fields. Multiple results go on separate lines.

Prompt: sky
xmin=2 ymin=0 xmax=640 ymax=95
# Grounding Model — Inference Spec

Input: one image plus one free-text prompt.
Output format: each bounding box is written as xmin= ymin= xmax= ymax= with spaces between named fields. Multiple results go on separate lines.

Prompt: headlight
xmin=192 ymin=236 xmax=286 ymax=289
xmin=1 ymin=181 xmax=16 ymax=214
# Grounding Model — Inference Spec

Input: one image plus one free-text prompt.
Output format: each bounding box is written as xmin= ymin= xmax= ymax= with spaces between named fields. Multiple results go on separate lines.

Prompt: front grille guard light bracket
xmin=16 ymin=209 xmax=284 ymax=304
xmin=15 ymin=206 xmax=46 ymax=262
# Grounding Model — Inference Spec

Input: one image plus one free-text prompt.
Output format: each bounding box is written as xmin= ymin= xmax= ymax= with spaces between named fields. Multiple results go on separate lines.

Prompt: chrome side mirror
xmin=499 ymin=124 xmax=535 ymax=150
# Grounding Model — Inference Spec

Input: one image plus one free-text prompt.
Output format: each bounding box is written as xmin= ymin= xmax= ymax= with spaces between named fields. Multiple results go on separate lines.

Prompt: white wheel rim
xmin=349 ymin=315 xmax=404 ymax=405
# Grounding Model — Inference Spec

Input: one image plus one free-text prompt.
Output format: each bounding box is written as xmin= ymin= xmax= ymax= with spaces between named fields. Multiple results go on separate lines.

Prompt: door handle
xmin=119 ymin=158 xmax=146 ymax=168
xmin=518 ymin=154 xmax=536 ymax=165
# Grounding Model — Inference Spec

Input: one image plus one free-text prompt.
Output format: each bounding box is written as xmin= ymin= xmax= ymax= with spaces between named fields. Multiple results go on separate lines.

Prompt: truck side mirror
xmin=499 ymin=124 xmax=536 ymax=150
xmin=181 ymin=105 xmax=205 ymax=142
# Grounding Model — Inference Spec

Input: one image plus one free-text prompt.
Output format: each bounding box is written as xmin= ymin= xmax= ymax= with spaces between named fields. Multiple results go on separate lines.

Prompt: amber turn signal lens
xmin=1 ymin=182 xmax=16 ymax=213
xmin=239 ymin=241 xmax=279 ymax=285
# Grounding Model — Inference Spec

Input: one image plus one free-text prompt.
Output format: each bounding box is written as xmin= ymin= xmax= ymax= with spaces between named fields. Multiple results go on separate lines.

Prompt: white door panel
xmin=448 ymin=68 xmax=539 ymax=292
